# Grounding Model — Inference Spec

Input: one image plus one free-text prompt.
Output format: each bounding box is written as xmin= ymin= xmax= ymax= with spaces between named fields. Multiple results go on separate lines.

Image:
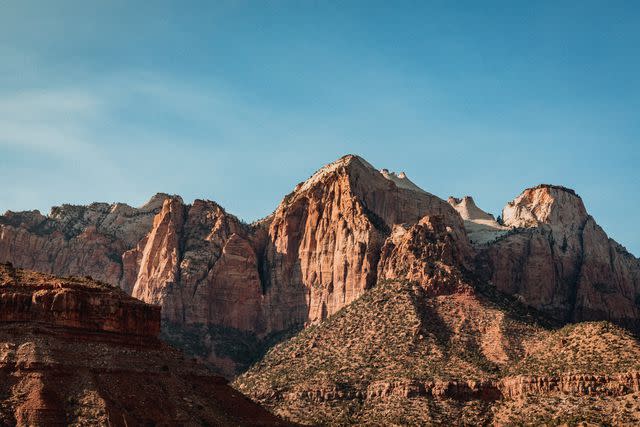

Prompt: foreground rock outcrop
xmin=0 ymin=263 xmax=289 ymax=426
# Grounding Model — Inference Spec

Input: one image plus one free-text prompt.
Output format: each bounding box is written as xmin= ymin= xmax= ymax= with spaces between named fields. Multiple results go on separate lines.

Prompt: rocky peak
xmin=379 ymin=168 xmax=427 ymax=194
xmin=502 ymin=184 xmax=588 ymax=229
xmin=130 ymin=195 xmax=257 ymax=331
xmin=377 ymin=215 xmax=473 ymax=295
xmin=448 ymin=196 xmax=509 ymax=245
xmin=283 ymin=154 xmax=463 ymax=230
xmin=263 ymin=154 xmax=468 ymax=329
xmin=448 ymin=196 xmax=495 ymax=222
xmin=143 ymin=192 xmax=175 ymax=210
xmin=477 ymin=184 xmax=640 ymax=329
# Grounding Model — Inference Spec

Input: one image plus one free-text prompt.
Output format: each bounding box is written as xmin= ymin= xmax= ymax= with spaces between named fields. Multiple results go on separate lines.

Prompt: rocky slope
xmin=235 ymin=220 xmax=640 ymax=425
xmin=0 ymin=262 xmax=289 ymax=426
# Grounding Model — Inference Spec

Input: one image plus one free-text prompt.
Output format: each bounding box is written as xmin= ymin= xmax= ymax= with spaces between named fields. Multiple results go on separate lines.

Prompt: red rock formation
xmin=3 ymin=157 xmax=640 ymax=379
xmin=500 ymin=372 xmax=640 ymax=399
xmin=260 ymin=155 xmax=466 ymax=330
xmin=131 ymin=196 xmax=186 ymax=318
xmin=0 ymin=155 xmax=467 ymax=340
xmin=0 ymin=265 xmax=159 ymax=339
xmin=130 ymin=197 xmax=264 ymax=331
xmin=0 ymin=194 xmax=167 ymax=290
xmin=377 ymin=215 xmax=472 ymax=295
xmin=476 ymin=185 xmax=640 ymax=328
xmin=130 ymin=155 xmax=467 ymax=336
xmin=0 ymin=263 xmax=290 ymax=426
xmin=207 ymin=233 xmax=264 ymax=331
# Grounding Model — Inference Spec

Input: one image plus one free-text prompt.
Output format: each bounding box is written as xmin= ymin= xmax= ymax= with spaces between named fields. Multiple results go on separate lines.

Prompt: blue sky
xmin=1 ymin=1 xmax=639 ymax=255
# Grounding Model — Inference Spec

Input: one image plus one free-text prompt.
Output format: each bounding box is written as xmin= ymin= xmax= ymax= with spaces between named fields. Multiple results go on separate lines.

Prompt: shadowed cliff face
xmin=0 ymin=263 xmax=290 ymax=427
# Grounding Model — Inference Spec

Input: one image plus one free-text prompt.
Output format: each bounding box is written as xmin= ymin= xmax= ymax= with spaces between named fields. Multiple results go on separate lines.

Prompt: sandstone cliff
xmin=0 ymin=263 xmax=289 ymax=426
xmin=129 ymin=197 xmax=263 ymax=330
xmin=0 ymin=194 xmax=168 ymax=292
xmin=0 ymin=264 xmax=159 ymax=339
xmin=260 ymin=155 xmax=467 ymax=331
xmin=475 ymin=184 xmax=640 ymax=328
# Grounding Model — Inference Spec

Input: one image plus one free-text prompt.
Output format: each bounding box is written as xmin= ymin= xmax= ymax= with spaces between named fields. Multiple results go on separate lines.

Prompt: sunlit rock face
xmin=476 ymin=184 xmax=640 ymax=328
xmin=448 ymin=195 xmax=510 ymax=245
xmin=260 ymin=155 xmax=468 ymax=330
xmin=0 ymin=194 xmax=168 ymax=292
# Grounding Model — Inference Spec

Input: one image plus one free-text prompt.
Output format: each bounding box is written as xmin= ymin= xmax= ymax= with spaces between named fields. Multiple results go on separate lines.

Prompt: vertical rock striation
xmin=476 ymin=185 xmax=640 ymax=327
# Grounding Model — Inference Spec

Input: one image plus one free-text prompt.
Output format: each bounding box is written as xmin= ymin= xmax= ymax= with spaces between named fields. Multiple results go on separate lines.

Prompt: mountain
xmin=234 ymin=214 xmax=640 ymax=425
xmin=0 ymin=155 xmax=466 ymax=375
xmin=0 ymin=262 xmax=289 ymax=426
xmin=475 ymin=185 xmax=640 ymax=328
xmin=1 ymin=155 xmax=639 ymax=379
xmin=448 ymin=195 xmax=510 ymax=245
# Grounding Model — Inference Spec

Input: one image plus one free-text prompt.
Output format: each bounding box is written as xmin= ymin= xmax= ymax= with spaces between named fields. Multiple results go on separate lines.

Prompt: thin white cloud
xmin=0 ymin=88 xmax=103 ymax=155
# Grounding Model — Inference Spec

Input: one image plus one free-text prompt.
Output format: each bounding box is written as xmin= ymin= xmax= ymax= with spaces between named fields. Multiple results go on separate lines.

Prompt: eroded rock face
xmin=0 ymin=155 xmax=466 ymax=339
xmin=477 ymin=185 xmax=640 ymax=327
xmin=377 ymin=215 xmax=472 ymax=295
xmin=502 ymin=185 xmax=588 ymax=228
xmin=2 ymin=156 xmax=640 ymax=380
xmin=0 ymin=194 xmax=168 ymax=290
xmin=0 ymin=263 xmax=289 ymax=426
xmin=130 ymin=197 xmax=262 ymax=330
xmin=0 ymin=263 xmax=159 ymax=339
xmin=260 ymin=155 xmax=466 ymax=329
xmin=499 ymin=372 xmax=640 ymax=399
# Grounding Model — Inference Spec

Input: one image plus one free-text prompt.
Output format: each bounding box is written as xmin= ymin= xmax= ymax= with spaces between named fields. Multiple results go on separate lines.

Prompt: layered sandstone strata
xmin=2 ymin=156 xmax=640 ymax=378
xmin=0 ymin=264 xmax=159 ymax=338
xmin=0 ymin=263 xmax=289 ymax=426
